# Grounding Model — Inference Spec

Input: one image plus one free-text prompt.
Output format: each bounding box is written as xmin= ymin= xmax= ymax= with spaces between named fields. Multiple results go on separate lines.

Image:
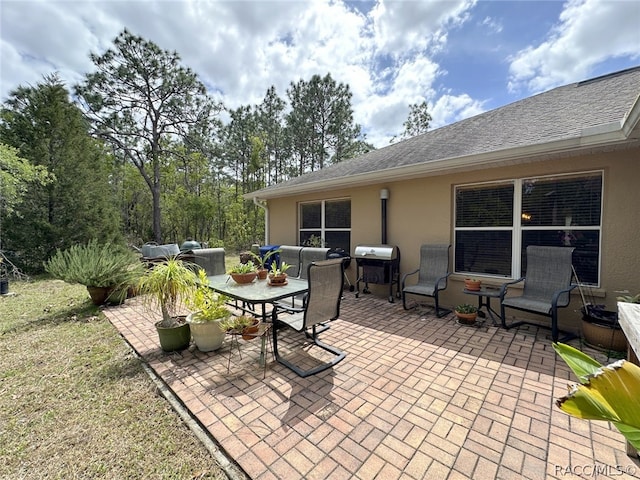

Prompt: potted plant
xmin=268 ymin=261 xmax=291 ymax=285
xmin=220 ymin=315 xmax=260 ymax=340
xmin=464 ymin=278 xmax=482 ymax=291
xmin=227 ymin=262 xmax=257 ymax=284
xmin=455 ymin=303 xmax=478 ymax=324
xmin=136 ymin=257 xmax=198 ymax=352
xmin=44 ymin=240 xmax=144 ymax=305
xmin=249 ymin=249 xmax=281 ymax=280
xmin=185 ymin=269 xmax=230 ymax=352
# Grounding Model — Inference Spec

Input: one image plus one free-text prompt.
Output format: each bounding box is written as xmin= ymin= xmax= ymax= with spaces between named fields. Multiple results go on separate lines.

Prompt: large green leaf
xmin=553 ymin=342 xmax=603 ymax=382
xmin=555 ymin=355 xmax=640 ymax=450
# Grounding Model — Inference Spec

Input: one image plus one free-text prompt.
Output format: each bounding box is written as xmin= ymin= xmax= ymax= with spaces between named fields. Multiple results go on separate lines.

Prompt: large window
xmin=454 ymin=171 xmax=603 ymax=285
xmin=299 ymin=199 xmax=351 ymax=252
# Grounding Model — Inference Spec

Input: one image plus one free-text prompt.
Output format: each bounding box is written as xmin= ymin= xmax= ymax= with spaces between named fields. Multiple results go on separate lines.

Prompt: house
xmin=246 ymin=66 xmax=640 ymax=333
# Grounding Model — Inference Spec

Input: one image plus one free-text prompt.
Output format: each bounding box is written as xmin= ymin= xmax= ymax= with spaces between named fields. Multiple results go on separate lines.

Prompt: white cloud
xmin=2 ymin=0 xmax=637 ymax=149
xmin=508 ymin=0 xmax=640 ymax=93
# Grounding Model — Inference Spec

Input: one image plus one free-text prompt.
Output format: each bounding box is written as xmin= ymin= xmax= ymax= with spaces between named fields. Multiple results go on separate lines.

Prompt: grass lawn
xmin=0 ymin=278 xmax=228 ymax=479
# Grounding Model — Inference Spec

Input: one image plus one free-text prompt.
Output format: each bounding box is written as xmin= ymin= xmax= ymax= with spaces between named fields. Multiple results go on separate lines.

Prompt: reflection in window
xmin=299 ymin=199 xmax=351 ymax=252
xmin=455 ymin=172 xmax=602 ymax=285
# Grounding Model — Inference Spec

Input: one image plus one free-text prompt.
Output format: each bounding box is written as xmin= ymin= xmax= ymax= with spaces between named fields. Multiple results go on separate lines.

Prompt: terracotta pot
xmin=257 ymin=268 xmax=268 ymax=280
xmin=268 ymin=273 xmax=288 ymax=285
xmin=456 ymin=311 xmax=477 ymax=324
xmin=87 ymin=286 xmax=113 ymax=305
xmin=464 ymin=279 xmax=481 ymax=291
xmin=230 ymin=272 xmax=257 ymax=284
xmin=242 ymin=318 xmax=261 ymax=340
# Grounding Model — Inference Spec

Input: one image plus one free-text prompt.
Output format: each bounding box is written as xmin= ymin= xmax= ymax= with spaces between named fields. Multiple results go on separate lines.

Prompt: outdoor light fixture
xmin=380 ymin=188 xmax=389 ymax=200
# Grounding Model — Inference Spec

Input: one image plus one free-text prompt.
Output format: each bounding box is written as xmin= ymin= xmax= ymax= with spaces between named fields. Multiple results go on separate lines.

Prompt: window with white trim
xmin=299 ymin=198 xmax=351 ymax=252
xmin=454 ymin=171 xmax=602 ymax=285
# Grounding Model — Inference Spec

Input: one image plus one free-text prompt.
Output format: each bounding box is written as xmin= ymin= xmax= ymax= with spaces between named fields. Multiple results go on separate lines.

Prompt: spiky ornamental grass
xmin=44 ymin=239 xmax=143 ymax=289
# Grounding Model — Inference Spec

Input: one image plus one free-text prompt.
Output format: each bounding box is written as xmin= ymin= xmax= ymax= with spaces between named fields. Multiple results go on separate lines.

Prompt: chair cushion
xmin=403 ymin=283 xmax=436 ymax=296
xmin=502 ymin=295 xmax=552 ymax=315
xmin=278 ymin=311 xmax=305 ymax=332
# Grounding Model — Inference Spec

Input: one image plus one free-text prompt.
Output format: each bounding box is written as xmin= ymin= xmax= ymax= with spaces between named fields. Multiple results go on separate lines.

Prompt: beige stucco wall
xmin=265 ymin=147 xmax=640 ymax=335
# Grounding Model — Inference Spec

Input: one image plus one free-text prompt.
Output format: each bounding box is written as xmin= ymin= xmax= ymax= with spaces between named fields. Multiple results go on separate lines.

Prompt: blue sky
xmin=1 ymin=0 xmax=639 ymax=147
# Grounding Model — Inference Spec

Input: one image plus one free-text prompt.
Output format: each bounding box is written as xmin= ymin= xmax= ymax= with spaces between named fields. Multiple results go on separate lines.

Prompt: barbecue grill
xmin=354 ymin=244 xmax=401 ymax=302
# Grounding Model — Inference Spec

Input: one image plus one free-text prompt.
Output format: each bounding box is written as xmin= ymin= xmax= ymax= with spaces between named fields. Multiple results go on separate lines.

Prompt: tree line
xmin=0 ymin=29 xmax=430 ymax=274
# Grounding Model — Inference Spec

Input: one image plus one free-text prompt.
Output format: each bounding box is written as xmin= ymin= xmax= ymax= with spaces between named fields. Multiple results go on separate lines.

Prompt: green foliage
xmin=75 ymin=29 xmax=219 ymax=243
xmin=44 ymin=240 xmax=143 ymax=289
xmin=455 ymin=304 xmax=477 ymax=314
xmin=0 ymin=75 xmax=122 ymax=273
xmin=0 ymin=143 xmax=50 ymax=215
xmin=617 ymin=292 xmax=640 ymax=303
xmin=249 ymin=248 xmax=280 ymax=268
xmin=553 ymin=343 xmax=640 ymax=449
xmin=186 ymin=269 xmax=230 ymax=322
xmin=269 ymin=261 xmax=291 ymax=276
xmin=137 ymin=258 xmax=198 ymax=327
xmin=391 ymin=101 xmax=432 ymax=143
xmin=220 ymin=315 xmax=256 ymax=333
xmin=227 ymin=262 xmax=256 ymax=274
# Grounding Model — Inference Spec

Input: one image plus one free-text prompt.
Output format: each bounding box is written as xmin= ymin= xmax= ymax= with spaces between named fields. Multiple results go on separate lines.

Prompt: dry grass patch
xmin=0 ymin=279 xmax=227 ymax=479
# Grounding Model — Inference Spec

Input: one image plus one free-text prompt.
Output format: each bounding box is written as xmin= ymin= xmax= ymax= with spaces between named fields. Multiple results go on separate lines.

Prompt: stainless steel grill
xmin=354 ymin=244 xmax=401 ymax=303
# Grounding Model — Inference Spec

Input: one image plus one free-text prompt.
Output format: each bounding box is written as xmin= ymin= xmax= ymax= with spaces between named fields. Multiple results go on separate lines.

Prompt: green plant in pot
xmin=186 ymin=269 xmax=231 ymax=352
xmin=268 ymin=261 xmax=291 ymax=285
xmin=44 ymin=240 xmax=144 ymax=305
xmin=454 ymin=303 xmax=478 ymax=324
xmin=249 ymin=249 xmax=280 ymax=280
xmin=137 ymin=257 xmax=198 ymax=352
xmin=227 ymin=262 xmax=257 ymax=284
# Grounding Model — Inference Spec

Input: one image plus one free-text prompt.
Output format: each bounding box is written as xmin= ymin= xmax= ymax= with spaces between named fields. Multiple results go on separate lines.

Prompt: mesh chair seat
xmin=501 ymin=296 xmax=554 ymax=315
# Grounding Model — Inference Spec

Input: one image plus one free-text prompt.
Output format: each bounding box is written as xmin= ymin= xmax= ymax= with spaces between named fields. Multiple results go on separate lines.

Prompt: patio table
xmin=463 ymin=286 xmax=503 ymax=325
xmin=206 ymin=274 xmax=308 ymax=323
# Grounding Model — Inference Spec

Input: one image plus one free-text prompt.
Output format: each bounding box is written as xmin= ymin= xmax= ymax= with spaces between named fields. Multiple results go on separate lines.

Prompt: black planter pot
xmin=0 ymin=278 xmax=8 ymax=295
xmin=580 ymin=305 xmax=627 ymax=352
xmin=155 ymin=317 xmax=191 ymax=352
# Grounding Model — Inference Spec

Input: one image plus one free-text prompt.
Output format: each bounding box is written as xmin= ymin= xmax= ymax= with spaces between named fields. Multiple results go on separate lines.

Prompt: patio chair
xmin=401 ymin=244 xmax=452 ymax=317
xmin=500 ymin=246 xmax=577 ymax=342
xmin=298 ymin=247 xmax=330 ymax=280
xmin=271 ymin=258 xmax=346 ymax=377
xmin=278 ymin=245 xmax=303 ymax=278
xmin=192 ymin=248 xmax=226 ymax=276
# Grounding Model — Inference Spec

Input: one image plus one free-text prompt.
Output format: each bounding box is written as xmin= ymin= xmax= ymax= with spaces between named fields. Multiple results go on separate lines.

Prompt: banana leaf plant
xmin=553 ymin=342 xmax=640 ymax=450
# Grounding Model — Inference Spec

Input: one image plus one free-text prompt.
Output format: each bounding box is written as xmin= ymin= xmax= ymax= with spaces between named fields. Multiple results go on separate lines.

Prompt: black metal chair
xmin=401 ymin=244 xmax=452 ymax=317
xmin=271 ymin=258 xmax=346 ymax=377
xmin=500 ymin=246 xmax=577 ymax=342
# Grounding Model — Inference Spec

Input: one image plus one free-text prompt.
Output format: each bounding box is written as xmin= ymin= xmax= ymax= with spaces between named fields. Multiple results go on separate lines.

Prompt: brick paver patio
xmin=103 ymin=293 xmax=639 ymax=480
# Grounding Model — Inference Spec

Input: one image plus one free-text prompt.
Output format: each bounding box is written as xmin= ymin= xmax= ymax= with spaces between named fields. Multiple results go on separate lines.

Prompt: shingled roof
xmin=247 ymin=66 xmax=640 ymax=200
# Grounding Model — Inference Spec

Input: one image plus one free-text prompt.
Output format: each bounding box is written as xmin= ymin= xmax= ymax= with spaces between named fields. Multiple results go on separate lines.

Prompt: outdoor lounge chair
xmin=500 ymin=246 xmax=577 ymax=342
xmin=192 ymin=248 xmax=226 ymax=276
xmin=401 ymin=244 xmax=452 ymax=317
xmin=271 ymin=258 xmax=346 ymax=377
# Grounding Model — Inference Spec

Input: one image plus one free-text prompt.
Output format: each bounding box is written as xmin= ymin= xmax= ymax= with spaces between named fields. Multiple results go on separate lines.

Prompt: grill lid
xmin=354 ymin=244 xmax=398 ymax=260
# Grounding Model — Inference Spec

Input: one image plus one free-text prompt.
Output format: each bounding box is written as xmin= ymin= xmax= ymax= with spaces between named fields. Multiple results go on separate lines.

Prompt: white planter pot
xmin=186 ymin=312 xmax=225 ymax=352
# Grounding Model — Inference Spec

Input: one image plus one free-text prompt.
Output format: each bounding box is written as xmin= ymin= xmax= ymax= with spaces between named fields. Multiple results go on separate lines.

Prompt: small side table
xmin=463 ymin=287 xmax=503 ymax=326
xmin=226 ymin=322 xmax=273 ymax=378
